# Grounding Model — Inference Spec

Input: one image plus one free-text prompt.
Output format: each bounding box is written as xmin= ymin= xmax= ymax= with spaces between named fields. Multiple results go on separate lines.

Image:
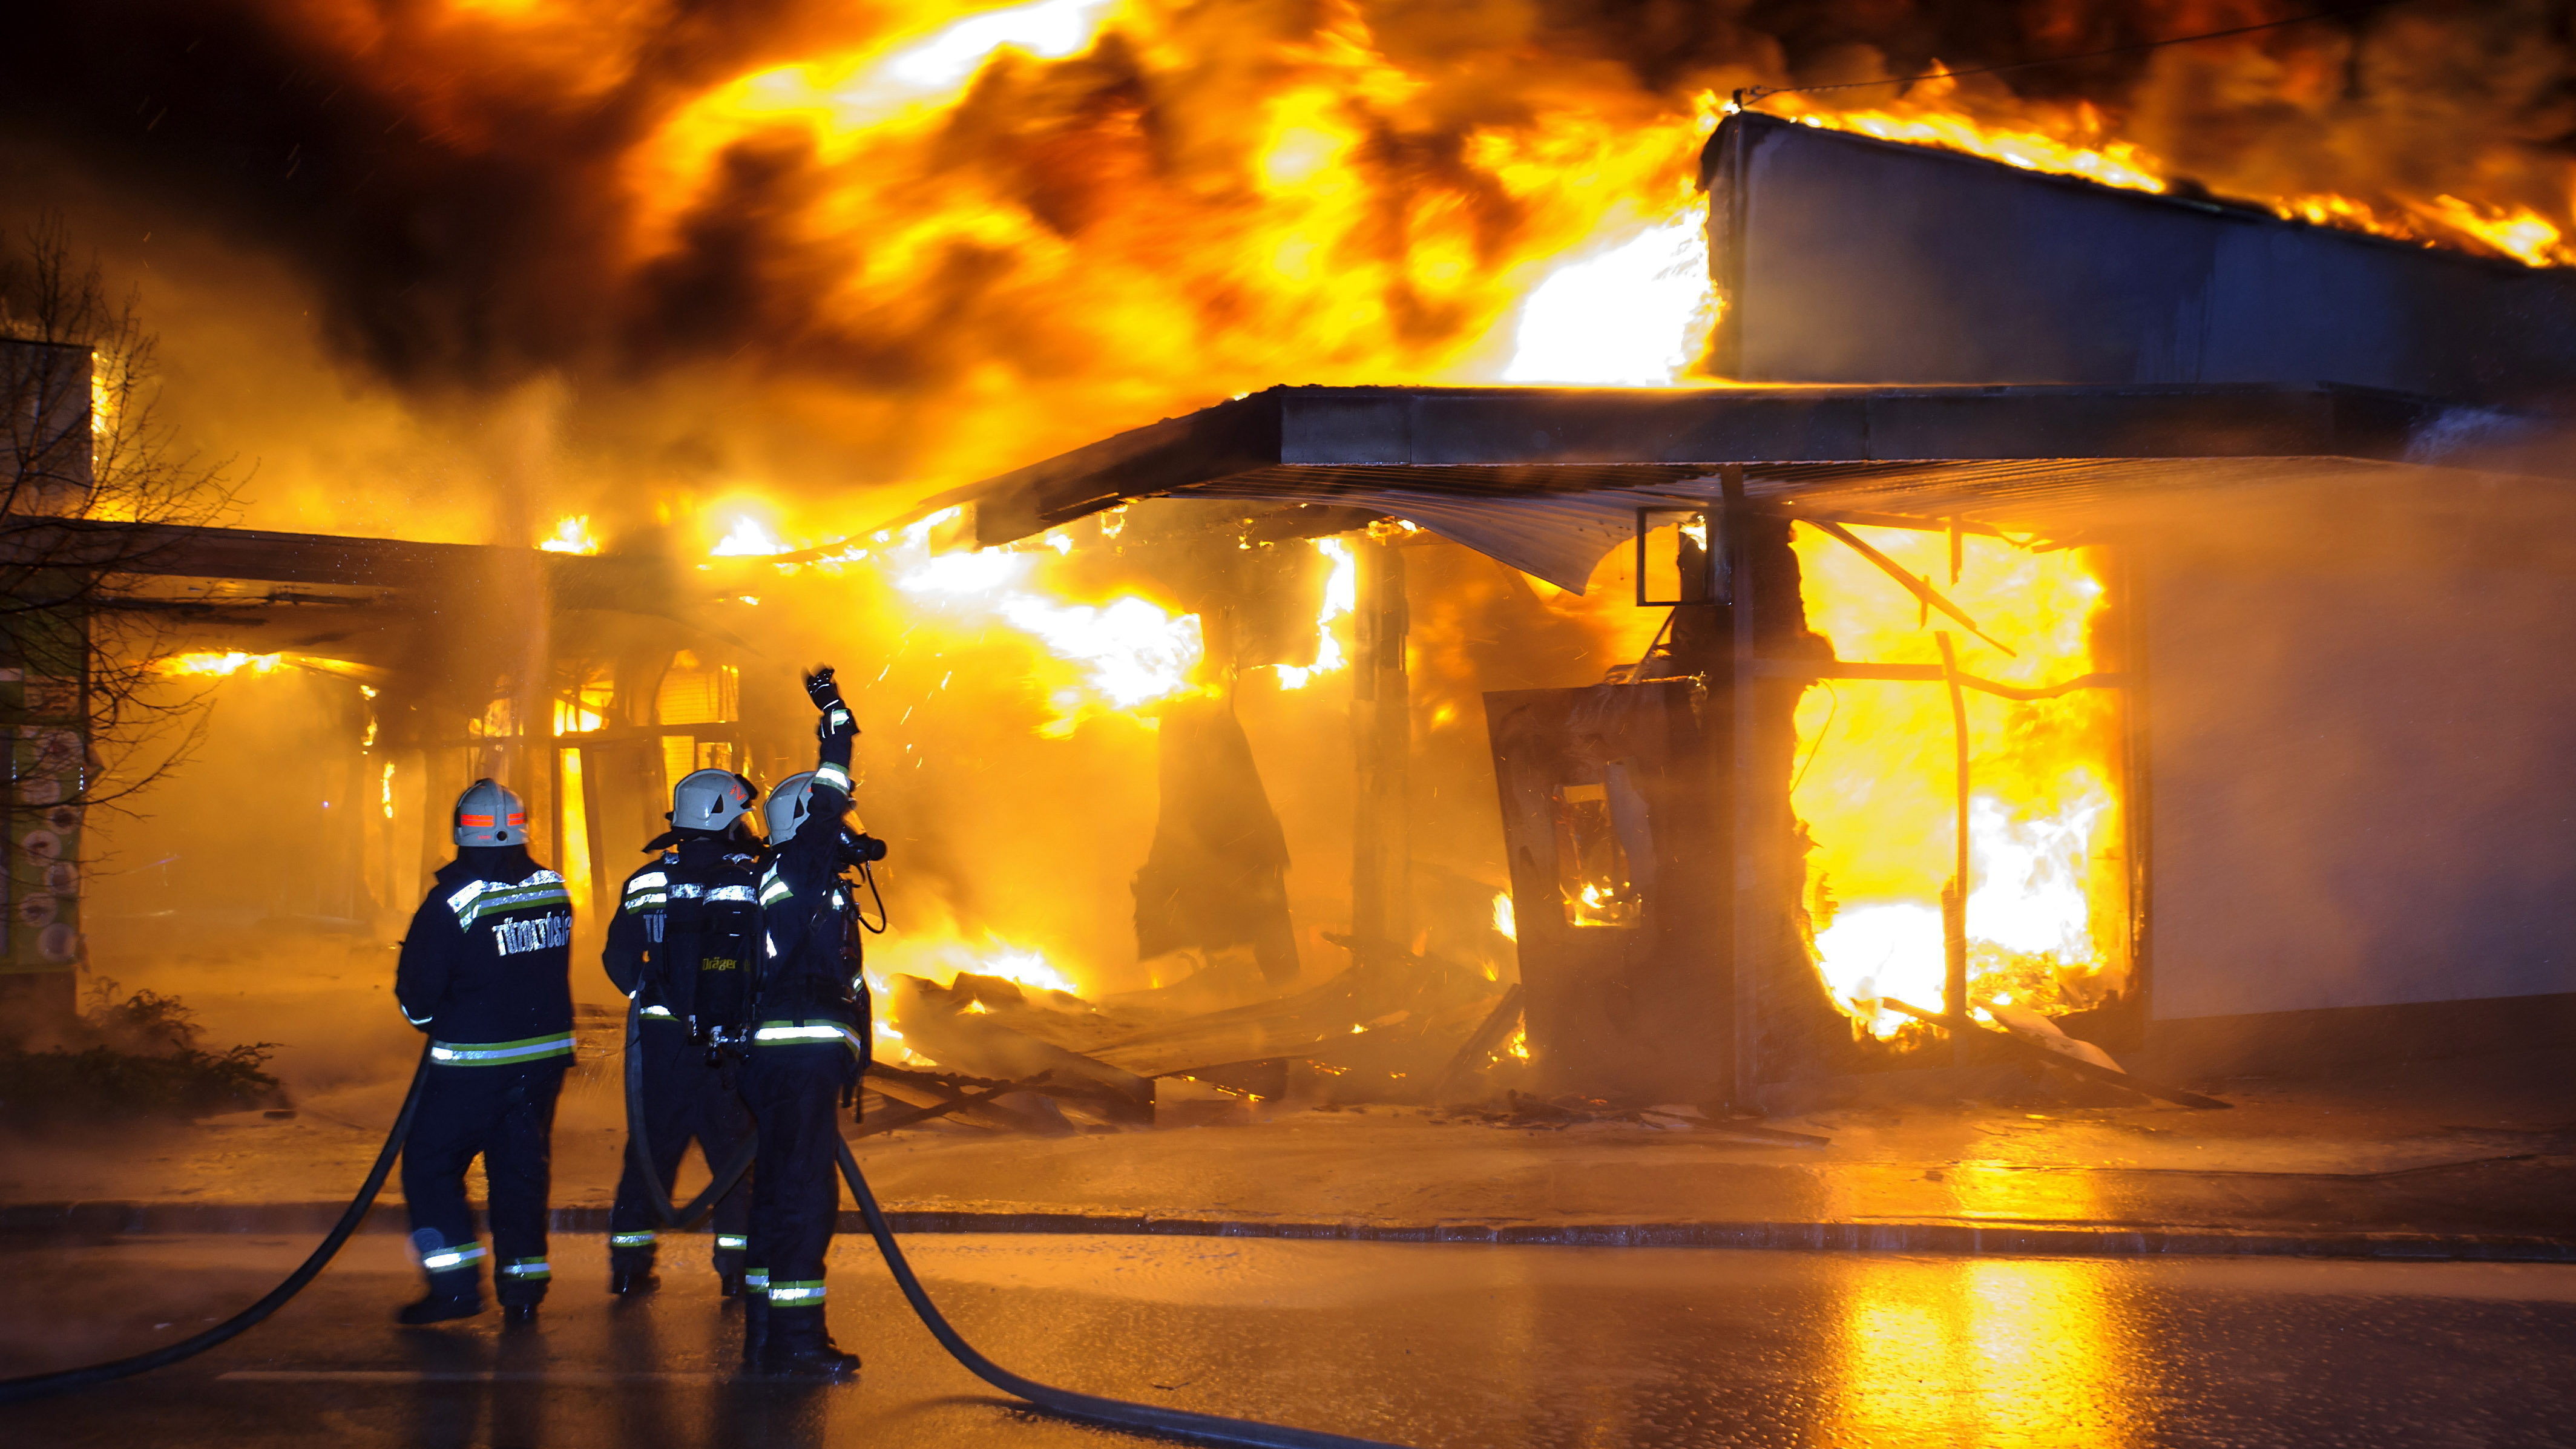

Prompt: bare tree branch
xmin=1 ymin=214 xmax=240 ymax=816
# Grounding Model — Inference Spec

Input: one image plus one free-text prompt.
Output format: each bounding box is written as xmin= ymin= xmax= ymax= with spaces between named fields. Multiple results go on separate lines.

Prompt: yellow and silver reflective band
xmin=429 ymin=1032 xmax=576 ymax=1066
xmin=758 ymin=868 xmax=791 ymax=907
xmin=610 ymin=1231 xmax=657 ymax=1249
xmin=400 ymin=1005 xmax=433 ymax=1027
xmin=420 ymin=1242 xmax=487 ymax=1272
xmin=823 ymin=706 xmax=853 ymax=734
xmin=767 ymin=1280 xmax=827 ymax=1307
xmin=751 ymin=1019 xmax=867 ymax=1061
xmin=813 ymin=761 xmax=852 ymax=794
xmin=708 ymin=884 xmax=757 ymax=903
xmin=499 ymin=1258 xmax=551 ymax=1281
xmin=743 ymin=1268 xmax=770 ymax=1292
xmin=716 ymin=1235 xmax=748 ymax=1252
xmin=452 ymin=870 xmax=574 ymax=927
xmin=622 ymin=869 xmax=669 ymax=913
xmin=638 ymin=1004 xmax=675 ymax=1019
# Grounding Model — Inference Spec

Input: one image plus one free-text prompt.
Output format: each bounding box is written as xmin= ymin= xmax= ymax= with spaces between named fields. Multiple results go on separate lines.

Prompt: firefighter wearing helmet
xmin=390 ymin=778 xmax=576 ymax=1326
xmin=736 ymin=665 xmax=884 ymax=1378
xmin=600 ymin=767 xmax=764 ymax=1300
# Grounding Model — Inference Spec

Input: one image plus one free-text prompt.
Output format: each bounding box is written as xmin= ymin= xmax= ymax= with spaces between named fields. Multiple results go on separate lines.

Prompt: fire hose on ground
xmin=0 ymin=1025 xmax=1415 ymax=1449
xmin=0 ymin=1040 xmax=436 ymax=1406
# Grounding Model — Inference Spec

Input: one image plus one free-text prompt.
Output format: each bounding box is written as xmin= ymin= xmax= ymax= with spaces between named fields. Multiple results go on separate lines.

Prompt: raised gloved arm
xmin=805 ymin=663 xmax=857 ymax=777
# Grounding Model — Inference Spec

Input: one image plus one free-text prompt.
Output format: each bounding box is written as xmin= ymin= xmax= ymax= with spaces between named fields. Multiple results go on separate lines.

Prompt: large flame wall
xmin=1792 ymin=526 xmax=2130 ymax=1039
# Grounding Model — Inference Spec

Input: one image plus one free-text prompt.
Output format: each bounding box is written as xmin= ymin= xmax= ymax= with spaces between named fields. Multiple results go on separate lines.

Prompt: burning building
xmin=883 ymin=110 xmax=2576 ymax=1108
xmin=11 ymin=6 xmax=2576 ymax=1125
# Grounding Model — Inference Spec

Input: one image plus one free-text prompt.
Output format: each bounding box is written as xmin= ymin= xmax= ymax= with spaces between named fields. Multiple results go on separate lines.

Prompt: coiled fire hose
xmin=0 ymin=1041 xmax=435 ymax=1405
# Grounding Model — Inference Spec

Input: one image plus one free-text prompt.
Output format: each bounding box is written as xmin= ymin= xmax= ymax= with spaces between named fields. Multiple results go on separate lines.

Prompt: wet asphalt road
xmin=5 ymin=1234 xmax=2575 ymax=1448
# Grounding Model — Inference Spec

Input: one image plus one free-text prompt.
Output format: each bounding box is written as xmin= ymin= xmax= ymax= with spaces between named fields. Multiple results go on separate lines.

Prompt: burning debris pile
xmin=865 ymin=950 xmax=1524 ymax=1131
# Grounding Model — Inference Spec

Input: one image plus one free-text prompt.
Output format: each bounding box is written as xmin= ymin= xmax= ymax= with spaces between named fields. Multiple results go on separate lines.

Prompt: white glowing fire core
xmin=1813 ymin=794 xmax=2106 ymax=1016
xmin=1502 ymin=209 xmax=1714 ymax=387
xmin=890 ymin=514 xmax=1203 ymax=730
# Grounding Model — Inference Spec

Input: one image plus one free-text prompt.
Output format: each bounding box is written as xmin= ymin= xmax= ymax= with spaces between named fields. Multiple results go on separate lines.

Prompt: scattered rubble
xmin=872 ymin=953 xmax=1525 ymax=1133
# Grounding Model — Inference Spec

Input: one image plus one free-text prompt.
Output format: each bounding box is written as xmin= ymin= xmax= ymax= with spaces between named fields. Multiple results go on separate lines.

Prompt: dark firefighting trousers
xmin=399 ymin=1060 xmax=567 ymax=1307
xmin=740 ymin=1031 xmax=859 ymax=1338
xmin=608 ymin=1019 xmax=753 ymax=1276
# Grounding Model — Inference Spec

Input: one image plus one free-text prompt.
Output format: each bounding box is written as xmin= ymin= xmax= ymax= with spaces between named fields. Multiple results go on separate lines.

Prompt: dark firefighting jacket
xmin=751 ymin=713 xmax=870 ymax=1060
xmin=603 ymin=831 xmax=763 ymax=1032
xmin=395 ymin=845 xmax=575 ymax=1068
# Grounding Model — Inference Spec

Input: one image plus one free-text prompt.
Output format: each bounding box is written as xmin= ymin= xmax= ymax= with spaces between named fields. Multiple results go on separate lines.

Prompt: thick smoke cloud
xmin=4 ymin=0 xmax=2569 ymax=447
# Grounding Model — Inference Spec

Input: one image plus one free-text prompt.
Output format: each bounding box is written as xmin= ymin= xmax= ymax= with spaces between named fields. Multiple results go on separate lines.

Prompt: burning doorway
xmin=1484 ymin=509 xmax=2135 ymax=1100
xmin=1787 ymin=524 xmax=2135 ymax=1063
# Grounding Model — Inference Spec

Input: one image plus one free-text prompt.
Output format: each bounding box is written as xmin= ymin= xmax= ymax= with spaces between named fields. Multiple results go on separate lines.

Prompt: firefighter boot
xmin=608 ymin=1269 xmax=661 ymax=1296
xmin=740 ymin=1290 xmax=769 ymax=1370
xmin=396 ymin=1266 xmax=484 ymax=1326
xmin=757 ymin=1306 xmax=859 ymax=1379
xmin=497 ymin=1259 xmax=549 ymax=1327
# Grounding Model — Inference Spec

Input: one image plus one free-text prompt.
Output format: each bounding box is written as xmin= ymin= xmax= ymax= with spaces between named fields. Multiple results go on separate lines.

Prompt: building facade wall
xmin=2141 ymin=486 xmax=2576 ymax=1033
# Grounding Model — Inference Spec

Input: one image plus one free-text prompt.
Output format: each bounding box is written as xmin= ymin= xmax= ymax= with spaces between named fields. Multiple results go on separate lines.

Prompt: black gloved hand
xmin=804 ymin=665 xmax=843 ymax=710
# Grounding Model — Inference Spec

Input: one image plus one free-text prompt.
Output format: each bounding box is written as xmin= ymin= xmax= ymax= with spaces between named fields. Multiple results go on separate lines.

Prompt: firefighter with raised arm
xmin=391 ymin=779 xmax=576 ymax=1327
xmin=600 ymin=769 xmax=763 ymax=1300
xmin=738 ymin=665 xmax=883 ymax=1378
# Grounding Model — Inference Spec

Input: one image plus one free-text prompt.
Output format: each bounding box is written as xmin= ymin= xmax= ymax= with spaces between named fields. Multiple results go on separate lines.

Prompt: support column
xmin=1723 ymin=467 xmax=1762 ymax=1111
xmin=1350 ymin=537 xmax=1410 ymax=969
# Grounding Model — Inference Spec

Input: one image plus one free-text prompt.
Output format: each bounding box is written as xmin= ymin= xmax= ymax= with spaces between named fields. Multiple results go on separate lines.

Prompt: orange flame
xmin=886 ymin=510 xmax=1204 ymax=735
xmin=1271 ymin=537 xmax=1356 ymax=690
xmin=539 ymin=515 xmax=600 ymax=554
xmin=159 ymin=651 xmax=285 ymax=678
xmin=1792 ymin=524 xmax=2126 ymax=1039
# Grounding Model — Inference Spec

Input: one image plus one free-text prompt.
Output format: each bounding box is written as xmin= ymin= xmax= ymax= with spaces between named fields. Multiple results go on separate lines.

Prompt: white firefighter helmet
xmin=671 ymin=768 xmax=758 ymax=833
xmin=452 ymin=778 xmax=528 ymax=847
xmin=766 ymin=770 xmax=820 ymax=845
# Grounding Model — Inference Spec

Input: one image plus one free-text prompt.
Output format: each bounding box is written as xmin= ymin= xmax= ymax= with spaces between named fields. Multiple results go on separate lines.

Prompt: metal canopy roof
xmin=928 ymin=382 xmax=2569 ymax=592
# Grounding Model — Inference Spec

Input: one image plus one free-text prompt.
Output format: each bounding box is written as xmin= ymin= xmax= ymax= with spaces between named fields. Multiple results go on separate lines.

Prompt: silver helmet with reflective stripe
xmin=453 ymin=778 xmax=528 ymax=847
xmin=766 ymin=770 xmax=817 ymax=844
xmin=671 ymin=768 xmax=758 ymax=832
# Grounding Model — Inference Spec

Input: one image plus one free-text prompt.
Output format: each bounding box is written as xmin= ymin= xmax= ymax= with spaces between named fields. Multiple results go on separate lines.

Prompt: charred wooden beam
xmin=890 ymin=978 xmax=1156 ymax=1123
xmin=868 ymin=1062 xmax=1131 ymax=1106
xmin=853 ymin=1079 xmax=1030 ymax=1138
xmin=1429 ymin=982 xmax=1523 ymax=1102
xmin=0 ymin=517 xmax=677 ymax=609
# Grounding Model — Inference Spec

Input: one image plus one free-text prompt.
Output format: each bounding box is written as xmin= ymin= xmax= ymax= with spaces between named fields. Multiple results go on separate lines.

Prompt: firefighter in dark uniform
xmin=738 ymin=665 xmax=881 ymax=1377
xmin=602 ymin=768 xmax=763 ymax=1298
xmin=392 ymin=778 xmax=576 ymax=1326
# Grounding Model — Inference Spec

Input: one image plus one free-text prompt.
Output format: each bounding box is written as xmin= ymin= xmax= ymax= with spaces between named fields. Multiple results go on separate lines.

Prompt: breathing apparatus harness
xmin=642 ymin=832 xmax=766 ymax=1059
